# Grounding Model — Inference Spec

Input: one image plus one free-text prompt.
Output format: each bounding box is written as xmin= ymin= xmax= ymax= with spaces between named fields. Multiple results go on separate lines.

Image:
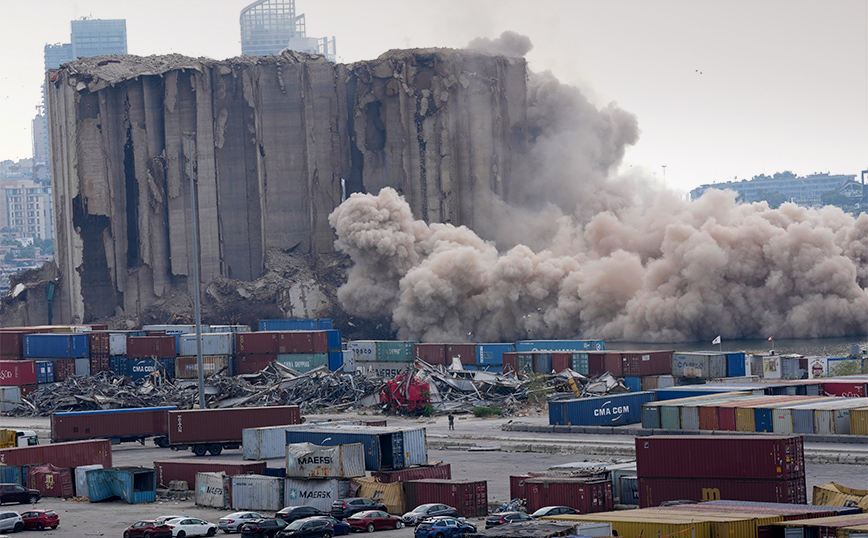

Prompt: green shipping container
xmin=517 ymin=354 xmax=534 ymax=373
xmin=375 ymin=341 xmax=417 ymax=362
xmin=276 ymin=353 xmax=328 ymax=373
xmin=571 ymin=352 xmax=589 ymax=375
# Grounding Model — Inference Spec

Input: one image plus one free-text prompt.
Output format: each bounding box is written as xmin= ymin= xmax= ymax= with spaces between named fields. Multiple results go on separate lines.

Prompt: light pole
xmin=184 ymin=132 xmax=207 ymax=410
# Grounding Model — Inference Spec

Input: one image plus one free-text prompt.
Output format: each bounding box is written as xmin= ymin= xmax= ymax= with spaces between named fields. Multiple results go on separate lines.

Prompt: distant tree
xmin=821 ymin=190 xmax=851 ymax=208
xmin=773 ymin=170 xmax=796 ymax=180
xmin=1 ymin=238 xmax=21 ymax=246
xmin=19 ymin=245 xmax=36 ymax=258
xmin=752 ymin=174 xmax=772 ymax=181
xmin=757 ymin=190 xmax=787 ymax=209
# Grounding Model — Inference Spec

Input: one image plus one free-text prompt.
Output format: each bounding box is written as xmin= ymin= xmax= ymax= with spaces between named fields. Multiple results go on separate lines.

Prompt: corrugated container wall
xmin=377 ymin=341 xmax=417 ymax=362
xmin=74 ymin=464 xmax=103 ymax=498
xmin=178 ymin=333 xmax=233 ymax=356
xmin=550 ymin=392 xmax=656 ymax=426
xmin=276 ymin=353 xmax=328 ymax=373
xmin=236 ymin=332 xmax=280 ymax=354
xmin=168 ymin=406 xmax=301 ymax=445
xmin=370 ymin=463 xmax=451 ymax=483
xmin=638 ymin=477 xmax=807 ymax=507
xmin=175 ymin=355 xmax=230 ymax=378
xmin=126 ymin=336 xmax=176 ymax=359
xmin=850 ymin=407 xmax=868 ymax=436
xmin=277 ymin=331 xmax=328 ymax=354
xmin=24 ymin=333 xmax=90 ymax=358
xmin=0 ymin=360 xmax=37 ymax=386
xmin=51 ymin=406 xmax=175 ymax=443
xmin=0 ymin=330 xmax=28 ymax=358
xmin=234 ymin=354 xmax=275 ymax=374
xmin=195 ymin=472 xmax=230 ymax=509
xmin=328 ymin=351 xmax=344 ymax=371
xmin=476 ymin=343 xmax=515 ymax=366
xmin=403 ymin=479 xmax=488 ymax=518
xmin=0 ymin=439 xmax=112 ymax=468
xmin=445 ymin=344 xmax=476 ymax=366
xmin=29 ymin=463 xmax=74 ymax=497
xmin=231 ymin=474 xmax=284 ymax=511
xmin=285 ymin=443 xmax=366 ymax=478
xmin=127 ymin=357 xmax=175 ymax=380
xmin=672 ymin=352 xmax=727 ymax=378
xmin=415 ymin=344 xmax=447 ymax=366
xmin=515 ymin=340 xmax=605 ymax=352
xmin=348 ymin=341 xmax=377 ymax=362
xmin=525 ymin=477 xmax=613 ymax=513
xmin=620 ymin=351 xmax=673 ymax=376
xmin=284 ymin=478 xmax=350 ymax=512
xmin=726 ymin=353 xmax=747 ymax=377
xmin=258 ymin=319 xmax=333 ymax=331
xmin=154 ymin=460 xmax=266 ymax=489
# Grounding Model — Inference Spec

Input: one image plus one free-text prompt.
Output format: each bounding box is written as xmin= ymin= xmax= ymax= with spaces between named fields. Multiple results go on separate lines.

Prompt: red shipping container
xmin=89 ymin=353 xmax=111 ymax=374
xmin=28 ymin=463 xmax=74 ymax=497
xmin=371 ymin=463 xmax=451 ymax=483
xmin=822 ymin=381 xmax=867 ymax=398
xmin=525 ymin=477 xmax=613 ymax=513
xmin=154 ymin=459 xmax=266 ymax=489
xmin=168 ymin=405 xmax=301 ymax=445
xmin=88 ymin=332 xmax=110 ymax=355
xmin=502 ymin=353 xmax=518 ymax=374
xmin=47 ymin=358 xmax=76 ymax=382
xmin=621 ymin=351 xmax=674 ymax=376
xmin=0 ymin=439 xmax=112 ymax=468
xmin=415 ymin=344 xmax=447 ymax=366
xmin=635 ymin=435 xmax=804 ymax=480
xmin=51 ymin=406 xmax=172 ymax=443
xmin=509 ymin=473 xmax=546 ymax=500
xmin=446 ymin=344 xmax=476 ymax=366
xmin=20 ymin=384 xmax=38 ymax=396
xmin=233 ymin=354 xmax=276 ymax=374
xmin=278 ymin=331 xmax=329 ymax=354
xmin=127 ymin=336 xmax=176 ymax=359
xmin=236 ymin=332 xmax=280 ymax=354
xmin=638 ymin=477 xmax=807 ymax=507
xmin=551 ymin=353 xmax=571 ymax=372
xmin=0 ymin=330 xmax=30 ymax=358
xmin=0 ymin=360 xmax=37 ymax=386
xmin=587 ymin=352 xmax=623 ymax=376
xmin=403 ymin=480 xmax=488 ymax=518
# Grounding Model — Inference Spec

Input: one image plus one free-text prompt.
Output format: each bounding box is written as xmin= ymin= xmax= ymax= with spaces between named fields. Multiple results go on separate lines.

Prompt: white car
xmin=163 ymin=517 xmax=218 ymax=537
xmin=218 ymin=512 xmax=264 ymax=533
xmin=156 ymin=515 xmax=191 ymax=525
xmin=0 ymin=511 xmax=23 ymax=533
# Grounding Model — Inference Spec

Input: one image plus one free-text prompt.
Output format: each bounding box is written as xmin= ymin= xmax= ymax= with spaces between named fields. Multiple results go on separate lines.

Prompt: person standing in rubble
xmin=448 ymin=413 xmax=455 ymax=430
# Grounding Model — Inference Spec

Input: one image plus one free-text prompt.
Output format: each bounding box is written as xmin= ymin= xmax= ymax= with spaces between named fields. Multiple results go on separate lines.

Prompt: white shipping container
xmin=402 ymin=428 xmax=428 ymax=466
xmin=355 ymin=361 xmax=413 ymax=379
xmin=348 ymin=341 xmax=377 ymax=363
xmin=75 ymin=358 xmax=90 ymax=376
xmin=763 ymin=355 xmax=782 ymax=379
xmin=74 ymin=464 xmax=103 ymax=499
xmin=143 ymin=324 xmax=201 ymax=335
xmin=571 ymin=522 xmax=613 ymax=537
xmin=342 ymin=350 xmax=356 ymax=373
xmin=109 ymin=333 xmax=127 ymax=356
xmin=243 ymin=424 xmax=309 ymax=460
xmin=179 ymin=333 xmax=233 ymax=356
xmin=0 ymin=387 xmax=22 ymax=413
xmin=231 ymin=474 xmax=284 ymax=511
xmin=284 ymin=478 xmax=350 ymax=512
xmin=285 ymin=443 xmax=366 ymax=478
xmin=196 ymin=472 xmax=230 ymax=509
xmin=210 ymin=325 xmax=252 ymax=334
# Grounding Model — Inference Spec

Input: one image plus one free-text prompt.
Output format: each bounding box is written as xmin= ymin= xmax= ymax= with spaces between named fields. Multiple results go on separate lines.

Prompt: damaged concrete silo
xmin=44 ymin=48 xmax=527 ymax=325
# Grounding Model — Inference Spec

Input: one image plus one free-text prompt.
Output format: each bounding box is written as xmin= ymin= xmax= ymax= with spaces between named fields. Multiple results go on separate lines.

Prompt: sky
xmin=0 ymin=0 xmax=865 ymax=194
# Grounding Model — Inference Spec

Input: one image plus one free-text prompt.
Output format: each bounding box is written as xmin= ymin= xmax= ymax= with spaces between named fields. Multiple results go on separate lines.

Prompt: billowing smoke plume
xmin=329 ymin=32 xmax=868 ymax=343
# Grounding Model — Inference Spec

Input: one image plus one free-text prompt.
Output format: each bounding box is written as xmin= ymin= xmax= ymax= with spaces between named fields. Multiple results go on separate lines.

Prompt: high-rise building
xmin=1 ymin=181 xmax=53 ymax=241
xmin=240 ymin=0 xmax=336 ymax=61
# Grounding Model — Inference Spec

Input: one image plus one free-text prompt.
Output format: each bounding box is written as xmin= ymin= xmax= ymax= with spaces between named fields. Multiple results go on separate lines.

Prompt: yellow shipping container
xmin=838 ymin=525 xmax=868 ymax=538
xmin=735 ymin=406 xmax=756 ymax=431
xmin=353 ymin=476 xmax=404 ymax=514
xmin=813 ymin=482 xmax=868 ymax=511
xmin=546 ymin=511 xmax=714 ymax=538
xmin=849 ymin=408 xmax=868 ymax=436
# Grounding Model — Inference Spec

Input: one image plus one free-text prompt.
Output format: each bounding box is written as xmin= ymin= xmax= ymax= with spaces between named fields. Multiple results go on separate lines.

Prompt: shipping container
xmin=168 ymin=406 xmax=302 ymax=454
xmin=348 ymin=341 xmax=377 ymax=363
xmin=74 ymin=464 xmax=103 ymax=498
xmin=195 ymin=472 xmax=230 ymax=509
xmin=285 ymin=442 xmax=365 ymax=478
xmin=445 ymin=344 xmax=476 ymax=366
xmin=672 ymin=352 xmax=727 ymax=379
xmin=725 ymin=352 xmax=747 ymax=377
xmin=850 ymin=407 xmax=868 ymax=436
xmin=210 ymin=324 xmax=252 ymax=333
xmin=812 ymin=398 xmax=868 ymax=434
xmin=0 ymin=360 xmax=37 ymax=386
xmin=0 ymin=330 xmax=29 ymax=358
xmin=74 ymin=357 xmax=90 ymax=376
xmin=0 ymin=386 xmax=22 ymax=413
xmin=654 ymin=385 xmax=765 ymax=400
xmin=586 ymin=352 xmax=624 ymax=377
xmin=283 ymin=478 xmax=350 ymax=512
xmin=355 ymin=362 xmax=413 ymax=379
xmin=415 ymin=343 xmax=447 ymax=366
xmin=89 ymin=352 xmax=111 ymax=375
xmin=86 ymin=467 xmax=156 ymax=503
xmin=174 ymin=355 xmax=230 ymax=378
xmin=0 ymin=439 xmax=112 ymax=468
xmin=403 ymin=479 xmax=488 ymax=518
xmin=154 ymin=460 xmax=266 ymax=489
xmin=532 ymin=352 xmax=552 ymax=373
xmin=476 ymin=343 xmax=515 ymax=366
xmin=823 ymin=381 xmax=868 ymax=398
xmin=178 ymin=333 xmax=233 ymax=357
xmin=276 ymin=353 xmax=328 ymax=373
xmin=354 ymin=475 xmax=406 ymax=514
xmin=284 ymin=424 xmax=427 ymax=471
xmin=551 ymin=352 xmax=571 ymax=373
xmin=126 ymin=336 xmax=176 ymax=359
xmin=619 ymin=476 xmax=639 ymax=505
xmin=230 ymin=474 xmax=284 ymax=511
xmin=715 ymin=395 xmax=805 ymax=431
xmin=142 ymin=324 xmax=198 ymax=335
xmin=377 ymin=341 xmax=417 ymax=362
xmin=370 ymin=463 xmax=451 ymax=483
xmin=0 ymin=464 xmax=25 ymax=485
xmin=35 ymin=361 xmax=54 ymax=384
xmin=29 ymin=463 xmax=74 ymax=497
xmin=638 ymin=476 xmax=807 ymax=507
xmin=243 ymin=424 xmax=308 ymax=460
xmin=525 ymin=476 xmax=613 ymax=513
xmin=550 ymin=392 xmax=656 ymax=426
xmin=127 ymin=357 xmax=175 ymax=380
xmin=771 ymin=398 xmax=839 ymax=435
xmin=696 ymin=393 xmax=762 ymax=430
xmin=235 ymin=332 xmax=280 ymax=354
xmin=278 ymin=331 xmax=329 ymax=354
xmin=641 ymin=375 xmax=675 ymax=391
xmin=751 ymin=396 xmax=829 ymax=433
xmin=677 ymin=393 xmax=757 ymax=431
xmin=51 ymin=406 xmax=176 ymax=445
xmin=24 ymin=333 xmax=90 ymax=359
xmin=233 ymin=354 xmax=276 ymax=374
xmin=258 ymin=319 xmax=333 ymax=331
xmin=781 ymin=357 xmax=809 ymax=380
xmin=328 ymin=351 xmax=344 ymax=372
xmin=515 ymin=340 xmax=605 ymax=352
xmin=703 ymin=499 xmax=863 ymax=516
xmin=619 ymin=351 xmax=673 ymax=377
xmin=545 ymin=512 xmax=713 ymax=538
xmin=635 ymin=435 xmax=804 ymax=479
xmin=623 ymin=377 xmax=641 ymax=393
xmin=325 ymin=330 xmax=342 ymax=352
xmin=88 ymin=331 xmax=110 ymax=356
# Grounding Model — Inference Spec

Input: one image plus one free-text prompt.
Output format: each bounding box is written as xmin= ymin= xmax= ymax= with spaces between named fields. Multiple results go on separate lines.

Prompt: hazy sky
xmin=0 ymin=0 xmax=865 ymax=193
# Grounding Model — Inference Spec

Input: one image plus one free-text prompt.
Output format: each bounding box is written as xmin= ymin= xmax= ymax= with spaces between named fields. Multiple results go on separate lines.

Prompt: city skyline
xmin=0 ymin=0 xmax=865 ymax=195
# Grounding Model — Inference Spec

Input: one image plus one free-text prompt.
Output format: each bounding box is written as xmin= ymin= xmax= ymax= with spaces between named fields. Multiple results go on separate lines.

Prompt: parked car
xmin=402 ymin=504 xmax=458 ymax=526
xmin=0 ymin=511 xmax=23 ymax=533
xmin=240 ymin=518 xmax=289 ymax=538
xmin=413 ymin=517 xmax=476 ymax=538
xmin=156 ymin=515 xmax=191 ymax=525
xmin=124 ymin=520 xmax=174 ymax=538
xmin=276 ymin=506 xmax=328 ymax=523
xmin=0 ymin=484 xmax=40 ymax=505
xmin=330 ymin=499 xmax=387 ymax=520
xmin=529 ymin=506 xmax=580 ymax=518
xmin=306 ymin=516 xmax=351 ymax=536
xmin=345 ymin=511 xmax=404 ymax=533
xmin=163 ymin=517 xmax=218 ymax=537
xmin=484 ymin=512 xmax=532 ymax=529
xmin=21 ymin=509 xmax=60 ymax=530
xmin=275 ymin=517 xmax=334 ymax=538
xmin=220 ymin=512 xmax=265 ymax=533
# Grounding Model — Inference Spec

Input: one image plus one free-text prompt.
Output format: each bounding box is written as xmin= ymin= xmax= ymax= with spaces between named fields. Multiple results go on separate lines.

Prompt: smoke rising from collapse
xmin=328 ymin=32 xmax=868 ymax=343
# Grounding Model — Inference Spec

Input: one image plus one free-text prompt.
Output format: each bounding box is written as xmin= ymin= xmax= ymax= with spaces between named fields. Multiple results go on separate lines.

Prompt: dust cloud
xmin=328 ymin=32 xmax=868 ymax=343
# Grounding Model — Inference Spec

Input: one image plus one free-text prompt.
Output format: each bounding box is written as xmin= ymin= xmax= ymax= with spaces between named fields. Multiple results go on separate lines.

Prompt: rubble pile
xmin=6 ymin=360 xmax=629 ymax=417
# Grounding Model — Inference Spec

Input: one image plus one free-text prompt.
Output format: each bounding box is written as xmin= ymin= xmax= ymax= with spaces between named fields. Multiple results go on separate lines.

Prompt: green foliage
xmin=1 ymin=239 xmax=21 ymax=246
xmin=757 ymin=189 xmax=787 ymax=209
xmin=418 ymin=404 xmax=435 ymax=417
xmin=821 ymin=190 xmax=854 ymax=209
xmin=472 ymin=406 xmax=503 ymax=417
xmin=524 ymin=373 xmax=555 ymax=406
xmin=827 ymin=359 xmax=863 ymax=377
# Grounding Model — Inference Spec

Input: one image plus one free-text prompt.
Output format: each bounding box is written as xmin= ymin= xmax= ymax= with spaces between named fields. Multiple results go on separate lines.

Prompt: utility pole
xmin=184 ymin=132 xmax=207 ymax=410
xmin=662 ymin=165 xmax=667 ymax=180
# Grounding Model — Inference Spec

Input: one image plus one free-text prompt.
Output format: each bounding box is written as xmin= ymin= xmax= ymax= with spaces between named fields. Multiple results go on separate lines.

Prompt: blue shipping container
xmin=24 ymin=333 xmax=90 ymax=359
xmin=285 ymin=425 xmax=424 ymax=471
xmin=476 ymin=343 xmax=515 ymax=365
xmin=328 ymin=351 xmax=344 ymax=371
xmin=317 ymin=319 xmax=334 ymax=330
xmin=549 ymin=392 xmax=656 ymax=426
xmin=35 ymin=361 xmax=55 ymax=384
xmin=641 ymin=405 xmax=660 ymax=429
xmin=0 ymin=465 xmax=23 ymax=485
xmin=127 ymin=357 xmax=175 ymax=380
xmin=624 ymin=376 xmax=641 ymax=392
xmin=326 ymin=330 xmax=342 ymax=351
xmin=516 ymin=340 xmax=597 ymax=352
xmin=110 ymin=355 xmax=126 ymax=374
xmin=726 ymin=352 xmax=746 ymax=377
xmin=259 ymin=319 xmax=332 ymax=331
xmin=86 ymin=468 xmax=157 ymax=504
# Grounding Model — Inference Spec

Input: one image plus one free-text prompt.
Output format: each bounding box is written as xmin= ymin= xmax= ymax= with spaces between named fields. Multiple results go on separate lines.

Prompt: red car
xmin=21 ymin=509 xmax=59 ymax=530
xmin=345 ymin=511 xmax=404 ymax=533
xmin=124 ymin=520 xmax=174 ymax=538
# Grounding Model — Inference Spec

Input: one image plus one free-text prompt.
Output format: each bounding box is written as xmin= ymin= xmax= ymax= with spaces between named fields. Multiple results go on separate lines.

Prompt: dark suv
xmin=276 ymin=506 xmax=328 ymax=523
xmin=330 ymin=498 xmax=387 ymax=520
xmin=0 ymin=484 xmax=40 ymax=505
